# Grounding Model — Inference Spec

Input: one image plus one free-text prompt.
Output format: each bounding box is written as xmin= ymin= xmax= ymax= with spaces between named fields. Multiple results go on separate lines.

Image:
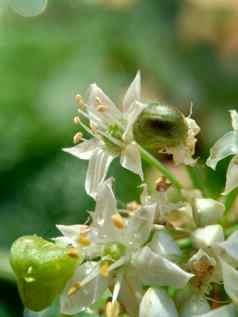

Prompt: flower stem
xmin=139 ymin=146 xmax=182 ymax=192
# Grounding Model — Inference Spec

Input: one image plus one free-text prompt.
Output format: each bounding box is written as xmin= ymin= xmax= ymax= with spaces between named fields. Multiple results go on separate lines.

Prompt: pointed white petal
xmin=63 ymin=138 xmax=99 ymax=160
xmin=193 ymin=198 xmax=225 ymax=227
xmin=119 ymin=268 xmax=144 ymax=317
xmin=134 ymin=247 xmax=193 ymax=288
xmin=87 ymin=83 xmax=121 ymax=126
xmin=180 ymin=294 xmax=210 ymax=317
xmin=206 ymin=131 xmax=238 ymax=170
xmin=192 ymin=225 xmax=224 ymax=249
xmin=219 ymin=230 xmax=238 ymax=261
xmin=85 ymin=147 xmax=115 ymax=198
xmin=60 ymin=262 xmax=108 ymax=315
xmin=93 ymin=178 xmax=117 ymax=227
xmin=221 ymin=259 xmax=238 ymax=303
xmin=120 ymin=142 xmax=143 ymax=179
xmin=195 ymin=304 xmax=237 ymax=317
xmin=224 ymin=155 xmax=238 ymax=194
xmin=149 ymin=230 xmax=181 ymax=259
xmin=230 ymin=110 xmax=238 ymax=131
xmin=56 ymin=224 xmax=88 ymax=240
xmin=123 ymin=203 xmax=156 ymax=247
xmin=123 ymin=101 xmax=146 ymax=142
xmin=123 ymin=71 xmax=141 ymax=113
xmin=139 ymin=288 xmax=178 ymax=317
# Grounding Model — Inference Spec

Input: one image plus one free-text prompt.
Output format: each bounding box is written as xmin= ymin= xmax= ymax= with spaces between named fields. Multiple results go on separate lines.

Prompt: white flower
xmin=207 ymin=110 xmax=238 ymax=194
xmin=64 ymin=72 xmax=146 ymax=198
xmin=58 ymin=179 xmax=192 ymax=316
xmin=191 ymin=225 xmax=238 ymax=306
xmin=139 ymin=288 xmax=178 ymax=317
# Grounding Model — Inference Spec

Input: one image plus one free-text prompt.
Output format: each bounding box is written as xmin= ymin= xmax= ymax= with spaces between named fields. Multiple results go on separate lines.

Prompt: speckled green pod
xmin=10 ymin=235 xmax=80 ymax=312
xmin=133 ymin=103 xmax=188 ymax=152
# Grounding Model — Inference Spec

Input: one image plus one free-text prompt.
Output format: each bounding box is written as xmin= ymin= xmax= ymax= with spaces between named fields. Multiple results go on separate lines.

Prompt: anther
xmin=155 ymin=176 xmax=172 ymax=192
xmin=96 ymin=104 xmax=108 ymax=112
xmin=105 ymin=300 xmax=120 ymax=317
xmin=67 ymin=247 xmax=79 ymax=258
xmin=127 ymin=201 xmax=141 ymax=213
xmin=68 ymin=281 xmax=81 ymax=296
xmin=90 ymin=122 xmax=97 ymax=133
xmin=112 ymin=213 xmax=126 ymax=230
xmin=73 ymin=116 xmax=81 ymax=125
xmin=79 ymin=233 xmax=91 ymax=246
xmin=73 ymin=132 xmax=83 ymax=144
xmin=100 ymin=262 xmax=110 ymax=277
xmin=75 ymin=94 xmax=85 ymax=108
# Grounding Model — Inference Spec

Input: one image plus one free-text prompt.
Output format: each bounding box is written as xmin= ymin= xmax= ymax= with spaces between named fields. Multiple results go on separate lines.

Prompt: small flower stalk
xmin=10 ymin=73 xmax=238 ymax=317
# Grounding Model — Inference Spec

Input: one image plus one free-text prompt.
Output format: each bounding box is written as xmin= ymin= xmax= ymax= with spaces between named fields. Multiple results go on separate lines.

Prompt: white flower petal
xmin=86 ymin=147 xmax=115 ymax=198
xmin=56 ymin=224 xmax=87 ymax=240
xmin=93 ymin=178 xmax=117 ymax=228
xmin=230 ymin=110 xmax=238 ymax=131
xmin=118 ymin=268 xmax=144 ymax=317
xmin=87 ymin=83 xmax=121 ymax=126
xmin=60 ymin=262 xmax=108 ymax=315
xmin=134 ymin=247 xmax=193 ymax=288
xmin=193 ymin=198 xmax=225 ymax=227
xmin=206 ymin=131 xmax=238 ymax=170
xmin=221 ymin=259 xmax=238 ymax=304
xmin=139 ymin=288 xmax=178 ymax=317
xmin=180 ymin=294 xmax=210 ymax=317
xmin=123 ymin=101 xmax=146 ymax=142
xmin=195 ymin=304 xmax=237 ymax=317
xmin=123 ymin=71 xmax=141 ymax=113
xmin=219 ymin=230 xmax=238 ymax=262
xmin=63 ymin=138 xmax=99 ymax=160
xmin=192 ymin=225 xmax=224 ymax=250
xmin=123 ymin=203 xmax=156 ymax=248
xmin=120 ymin=142 xmax=143 ymax=179
xmin=224 ymin=155 xmax=238 ymax=194
xmin=149 ymin=230 xmax=181 ymax=259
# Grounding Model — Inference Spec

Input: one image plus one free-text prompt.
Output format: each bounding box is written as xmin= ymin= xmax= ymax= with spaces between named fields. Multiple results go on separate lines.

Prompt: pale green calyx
xmin=133 ymin=103 xmax=188 ymax=151
xmin=10 ymin=235 xmax=80 ymax=312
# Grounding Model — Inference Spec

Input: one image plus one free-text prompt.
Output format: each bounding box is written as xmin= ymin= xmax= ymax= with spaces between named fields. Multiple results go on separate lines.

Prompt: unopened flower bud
xmin=10 ymin=235 xmax=79 ymax=312
xmin=193 ymin=198 xmax=225 ymax=227
xmin=133 ymin=103 xmax=188 ymax=152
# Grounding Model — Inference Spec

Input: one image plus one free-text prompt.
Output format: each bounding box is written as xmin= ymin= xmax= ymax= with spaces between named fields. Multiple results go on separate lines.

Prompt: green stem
xmin=139 ymin=145 xmax=182 ymax=192
xmin=224 ymin=187 xmax=238 ymax=214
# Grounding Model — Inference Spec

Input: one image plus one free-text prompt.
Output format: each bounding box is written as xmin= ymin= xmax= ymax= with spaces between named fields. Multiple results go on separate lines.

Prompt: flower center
xmin=102 ymin=242 xmax=126 ymax=262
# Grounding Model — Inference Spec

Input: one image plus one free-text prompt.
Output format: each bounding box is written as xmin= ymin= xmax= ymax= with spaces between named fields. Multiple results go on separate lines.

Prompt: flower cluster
xmin=10 ymin=73 xmax=238 ymax=317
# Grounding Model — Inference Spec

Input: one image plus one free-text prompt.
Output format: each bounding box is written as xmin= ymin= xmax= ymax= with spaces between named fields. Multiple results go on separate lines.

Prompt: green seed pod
xmin=102 ymin=242 xmax=126 ymax=261
xmin=10 ymin=235 xmax=80 ymax=312
xmin=133 ymin=103 xmax=188 ymax=152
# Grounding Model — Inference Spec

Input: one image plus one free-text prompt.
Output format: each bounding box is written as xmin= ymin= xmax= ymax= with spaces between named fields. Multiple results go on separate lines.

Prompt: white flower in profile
xmin=58 ymin=179 xmax=193 ymax=316
xmin=207 ymin=110 xmax=238 ymax=194
xmin=64 ymin=72 xmax=145 ymax=198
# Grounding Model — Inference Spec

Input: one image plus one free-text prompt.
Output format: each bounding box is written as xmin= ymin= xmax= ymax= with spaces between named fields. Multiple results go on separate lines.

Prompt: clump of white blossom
xmin=10 ymin=73 xmax=238 ymax=317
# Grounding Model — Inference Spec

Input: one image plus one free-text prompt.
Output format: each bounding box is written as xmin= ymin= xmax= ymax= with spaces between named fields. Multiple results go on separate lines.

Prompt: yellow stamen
xmin=127 ymin=201 xmax=141 ymax=213
xmin=100 ymin=262 xmax=110 ymax=277
xmin=155 ymin=176 xmax=172 ymax=192
xmin=75 ymin=94 xmax=85 ymax=108
xmin=73 ymin=116 xmax=81 ymax=125
xmin=96 ymin=104 xmax=108 ymax=112
xmin=79 ymin=233 xmax=91 ymax=246
xmin=105 ymin=301 xmax=120 ymax=317
xmin=112 ymin=213 xmax=126 ymax=230
xmin=96 ymin=96 xmax=102 ymax=104
xmin=73 ymin=132 xmax=83 ymax=144
xmin=67 ymin=247 xmax=79 ymax=258
xmin=68 ymin=282 xmax=81 ymax=296
xmin=90 ymin=122 xmax=97 ymax=133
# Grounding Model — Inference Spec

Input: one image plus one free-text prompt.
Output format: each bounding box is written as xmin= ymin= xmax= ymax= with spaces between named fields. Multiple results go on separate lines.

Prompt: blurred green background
xmin=1 ymin=0 xmax=238 ymax=316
